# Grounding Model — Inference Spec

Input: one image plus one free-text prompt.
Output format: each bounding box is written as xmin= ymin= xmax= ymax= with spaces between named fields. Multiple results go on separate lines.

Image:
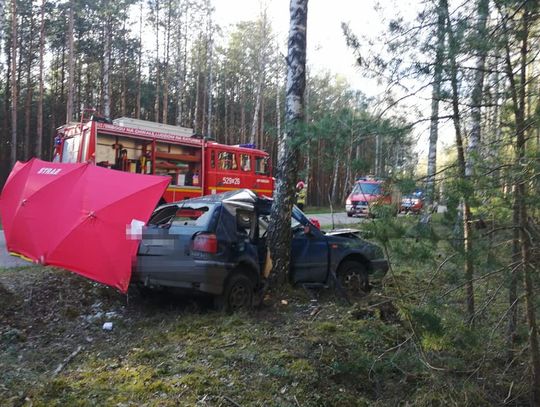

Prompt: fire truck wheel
xmin=216 ymin=271 xmax=254 ymax=313
xmin=337 ymin=260 xmax=370 ymax=294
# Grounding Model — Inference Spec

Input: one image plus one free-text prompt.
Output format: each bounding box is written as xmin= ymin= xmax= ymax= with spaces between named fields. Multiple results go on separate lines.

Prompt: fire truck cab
xmin=345 ymin=177 xmax=400 ymax=217
xmin=54 ymin=115 xmax=274 ymax=203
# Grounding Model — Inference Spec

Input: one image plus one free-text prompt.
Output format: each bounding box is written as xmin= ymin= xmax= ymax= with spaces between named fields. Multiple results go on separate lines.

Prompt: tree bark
xmin=36 ymin=0 xmax=45 ymax=158
xmin=267 ymin=0 xmax=308 ymax=286
xmin=206 ymin=24 xmax=213 ymax=136
xmin=162 ymin=0 xmax=172 ymax=124
xmin=154 ymin=0 xmax=160 ymax=122
xmin=445 ymin=3 xmax=475 ymax=324
xmin=426 ymin=0 xmax=446 ymax=207
xmin=465 ymin=0 xmax=489 ymax=178
xmin=103 ymin=19 xmax=111 ymax=118
xmin=10 ymin=0 xmax=18 ymax=168
xmin=120 ymin=20 xmax=127 ymax=117
xmin=66 ymin=0 xmax=75 ymax=123
xmin=136 ymin=0 xmax=143 ymax=119
xmin=501 ymin=4 xmax=540 ymax=402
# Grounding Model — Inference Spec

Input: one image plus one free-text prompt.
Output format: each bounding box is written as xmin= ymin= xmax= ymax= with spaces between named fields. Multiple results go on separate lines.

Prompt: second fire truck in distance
xmin=54 ymin=115 xmax=274 ymax=203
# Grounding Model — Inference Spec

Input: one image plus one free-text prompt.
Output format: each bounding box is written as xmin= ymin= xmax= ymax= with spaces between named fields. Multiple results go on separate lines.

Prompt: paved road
xmin=307 ymin=212 xmax=365 ymax=228
xmin=0 ymin=212 xmax=362 ymax=269
xmin=0 ymin=232 xmax=35 ymax=268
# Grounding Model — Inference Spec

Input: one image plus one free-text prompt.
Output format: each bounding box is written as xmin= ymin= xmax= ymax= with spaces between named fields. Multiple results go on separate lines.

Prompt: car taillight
xmin=346 ymin=198 xmax=351 ymax=205
xmin=193 ymin=234 xmax=218 ymax=253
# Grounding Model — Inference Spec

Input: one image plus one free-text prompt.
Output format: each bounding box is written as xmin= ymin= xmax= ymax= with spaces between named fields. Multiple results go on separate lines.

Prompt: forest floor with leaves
xmin=0 ymin=217 xmax=535 ymax=406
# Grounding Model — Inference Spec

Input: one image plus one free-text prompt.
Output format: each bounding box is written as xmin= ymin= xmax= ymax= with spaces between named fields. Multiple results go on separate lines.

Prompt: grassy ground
xmin=1 ymin=216 xmax=535 ymax=406
xmin=302 ymin=207 xmax=332 ymax=215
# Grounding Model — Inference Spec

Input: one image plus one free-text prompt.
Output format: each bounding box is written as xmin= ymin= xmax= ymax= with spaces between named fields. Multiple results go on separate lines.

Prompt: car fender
xmin=329 ymin=247 xmax=371 ymax=276
xmin=230 ymin=253 xmax=261 ymax=286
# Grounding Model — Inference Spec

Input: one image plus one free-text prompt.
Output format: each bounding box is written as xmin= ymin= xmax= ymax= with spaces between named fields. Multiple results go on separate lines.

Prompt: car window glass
xmin=240 ymin=154 xmax=251 ymax=172
xmin=353 ymin=182 xmax=381 ymax=195
xmin=218 ymin=151 xmax=238 ymax=170
xmin=255 ymin=156 xmax=269 ymax=175
xmin=149 ymin=206 xmax=178 ymax=225
xmin=171 ymin=205 xmax=213 ymax=227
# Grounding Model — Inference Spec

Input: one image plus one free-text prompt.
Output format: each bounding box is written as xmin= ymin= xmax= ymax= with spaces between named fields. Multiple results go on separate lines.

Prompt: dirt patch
xmin=0 ymin=267 xmax=128 ymax=402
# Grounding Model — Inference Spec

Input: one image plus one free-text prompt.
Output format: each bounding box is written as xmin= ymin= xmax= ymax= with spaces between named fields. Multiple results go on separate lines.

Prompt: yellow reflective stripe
xmin=166 ymin=186 xmax=273 ymax=194
xmin=166 ymin=187 xmax=202 ymax=193
xmin=213 ymin=186 xmax=273 ymax=194
xmin=9 ymin=252 xmax=34 ymax=262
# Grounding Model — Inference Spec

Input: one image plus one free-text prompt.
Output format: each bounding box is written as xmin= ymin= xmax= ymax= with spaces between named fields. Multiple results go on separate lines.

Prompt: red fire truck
xmin=54 ymin=115 xmax=274 ymax=203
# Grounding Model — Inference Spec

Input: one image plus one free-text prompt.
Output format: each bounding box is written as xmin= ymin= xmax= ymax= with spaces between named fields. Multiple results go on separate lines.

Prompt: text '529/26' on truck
xmin=54 ymin=114 xmax=274 ymax=203
xmin=133 ymin=190 xmax=389 ymax=311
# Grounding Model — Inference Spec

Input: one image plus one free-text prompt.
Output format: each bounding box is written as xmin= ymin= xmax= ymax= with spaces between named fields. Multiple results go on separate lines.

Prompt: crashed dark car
xmin=132 ymin=189 xmax=388 ymax=310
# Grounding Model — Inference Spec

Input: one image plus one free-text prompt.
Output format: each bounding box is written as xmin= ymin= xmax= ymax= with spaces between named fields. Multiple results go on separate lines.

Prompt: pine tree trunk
xmin=331 ymin=157 xmax=340 ymax=204
xmin=275 ymin=66 xmax=281 ymax=141
xmin=206 ymin=34 xmax=213 ymax=137
xmin=136 ymin=1 xmax=142 ymax=119
xmin=426 ymin=0 xmax=446 ymax=207
xmin=503 ymin=5 xmax=540 ymax=401
xmin=465 ymin=0 xmax=489 ymax=178
xmin=154 ymin=0 xmax=160 ymax=122
xmin=240 ymin=90 xmax=246 ymax=143
xmin=36 ymin=0 xmax=45 ymax=158
xmin=343 ymin=134 xmax=354 ymax=202
xmin=103 ymin=20 xmax=111 ymax=118
xmin=251 ymin=75 xmax=263 ymax=145
xmin=445 ymin=3 xmax=475 ymax=323
xmin=10 ymin=0 xmax=18 ymax=167
xmin=3 ymin=42 xmax=12 ymax=169
xmin=120 ymin=20 xmax=127 ymax=117
xmin=374 ymin=133 xmax=381 ymax=176
xmin=22 ymin=11 xmax=34 ymax=160
xmin=267 ymin=0 xmax=308 ymax=287
xmin=162 ymin=0 xmax=171 ymax=124
xmin=66 ymin=0 xmax=75 ymax=123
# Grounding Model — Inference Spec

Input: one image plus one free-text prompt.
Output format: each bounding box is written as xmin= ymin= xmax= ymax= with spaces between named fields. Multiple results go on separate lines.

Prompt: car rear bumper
xmin=132 ymin=260 xmax=234 ymax=295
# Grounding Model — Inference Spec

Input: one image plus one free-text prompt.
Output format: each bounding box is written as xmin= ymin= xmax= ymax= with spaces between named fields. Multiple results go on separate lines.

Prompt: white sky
xmin=214 ymin=0 xmax=419 ymax=95
xmin=213 ymin=0 xmax=450 ymax=161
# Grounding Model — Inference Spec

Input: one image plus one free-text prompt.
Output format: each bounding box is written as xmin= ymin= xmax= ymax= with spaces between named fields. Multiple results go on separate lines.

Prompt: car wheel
xmin=337 ymin=260 xmax=370 ymax=294
xmin=219 ymin=272 xmax=254 ymax=312
xmin=347 ymin=212 xmax=353 ymax=218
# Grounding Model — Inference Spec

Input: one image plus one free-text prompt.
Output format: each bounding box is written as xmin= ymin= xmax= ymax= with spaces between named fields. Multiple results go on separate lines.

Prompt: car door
xmin=290 ymin=211 xmax=329 ymax=284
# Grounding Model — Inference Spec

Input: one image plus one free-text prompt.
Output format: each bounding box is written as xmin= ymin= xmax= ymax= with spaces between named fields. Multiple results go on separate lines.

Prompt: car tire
xmin=337 ymin=260 xmax=370 ymax=294
xmin=347 ymin=212 xmax=353 ymax=218
xmin=217 ymin=272 xmax=254 ymax=312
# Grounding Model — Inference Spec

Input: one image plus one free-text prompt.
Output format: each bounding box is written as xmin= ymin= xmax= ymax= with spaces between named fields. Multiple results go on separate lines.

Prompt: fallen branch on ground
xmin=52 ymin=345 xmax=83 ymax=377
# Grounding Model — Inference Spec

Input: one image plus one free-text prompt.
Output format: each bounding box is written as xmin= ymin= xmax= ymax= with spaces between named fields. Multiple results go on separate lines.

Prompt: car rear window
xmin=171 ymin=206 xmax=214 ymax=227
xmin=149 ymin=203 xmax=217 ymax=228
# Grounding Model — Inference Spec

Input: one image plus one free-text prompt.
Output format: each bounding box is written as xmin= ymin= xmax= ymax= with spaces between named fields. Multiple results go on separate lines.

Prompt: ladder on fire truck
xmin=112 ymin=117 xmax=194 ymax=138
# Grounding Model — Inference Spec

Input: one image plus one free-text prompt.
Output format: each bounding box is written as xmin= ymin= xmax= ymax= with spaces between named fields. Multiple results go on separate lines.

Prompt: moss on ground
xmin=1 ymin=216 xmax=535 ymax=406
